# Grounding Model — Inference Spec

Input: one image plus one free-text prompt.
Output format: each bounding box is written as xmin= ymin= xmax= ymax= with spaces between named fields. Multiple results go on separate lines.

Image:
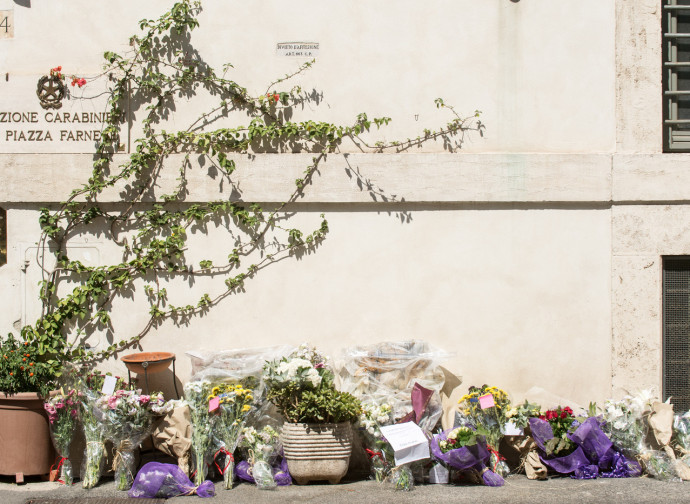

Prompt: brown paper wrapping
xmin=152 ymin=405 xmax=193 ymax=475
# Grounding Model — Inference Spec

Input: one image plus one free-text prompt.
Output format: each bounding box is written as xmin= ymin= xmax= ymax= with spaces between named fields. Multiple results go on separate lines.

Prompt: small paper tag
xmin=208 ymin=396 xmax=220 ymax=412
xmin=479 ymin=393 xmax=495 ymax=409
xmin=101 ymin=375 xmax=117 ymax=395
xmin=504 ymin=420 xmax=523 ymax=436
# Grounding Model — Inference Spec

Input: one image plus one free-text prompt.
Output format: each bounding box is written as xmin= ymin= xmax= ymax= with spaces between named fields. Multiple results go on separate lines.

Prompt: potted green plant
xmin=262 ymin=344 xmax=361 ymax=484
xmin=0 ymin=333 xmax=59 ymax=480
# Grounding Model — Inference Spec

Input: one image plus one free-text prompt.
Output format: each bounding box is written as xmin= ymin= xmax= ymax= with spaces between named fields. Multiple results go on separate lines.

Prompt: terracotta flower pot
xmin=0 ymin=392 xmax=55 ymax=478
xmin=281 ymin=422 xmax=353 ymax=485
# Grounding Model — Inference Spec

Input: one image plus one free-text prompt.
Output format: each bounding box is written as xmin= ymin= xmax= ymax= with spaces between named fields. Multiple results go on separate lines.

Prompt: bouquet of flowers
xmin=44 ymin=389 xmax=80 ymax=485
xmin=602 ymin=391 xmax=652 ymax=455
xmin=530 ymin=407 xmax=641 ymax=479
xmin=236 ymin=425 xmax=282 ymax=489
xmin=357 ymin=401 xmax=394 ymax=482
xmin=430 ymin=426 xmax=505 ymax=486
xmin=208 ymin=382 xmax=255 ymax=489
xmin=537 ymin=406 xmax=578 ymax=457
xmin=674 ymin=411 xmax=690 ymax=461
xmin=184 ymin=380 xmax=215 ymax=486
xmin=70 ymin=370 xmax=130 ymax=489
xmin=457 ymin=385 xmax=511 ymax=476
xmin=96 ymin=389 xmax=172 ymax=490
xmin=506 ymin=400 xmax=542 ymax=432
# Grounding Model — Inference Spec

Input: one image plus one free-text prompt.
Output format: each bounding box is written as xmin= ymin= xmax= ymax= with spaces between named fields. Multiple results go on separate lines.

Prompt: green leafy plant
xmin=0 ymin=334 xmax=57 ymax=396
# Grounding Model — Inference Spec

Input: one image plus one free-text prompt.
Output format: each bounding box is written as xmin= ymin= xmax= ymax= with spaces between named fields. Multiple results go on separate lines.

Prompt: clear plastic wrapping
xmin=96 ymin=390 xmax=172 ymax=490
xmin=187 ymin=345 xmax=295 ymax=384
xmin=207 ymin=382 xmax=256 ymax=489
xmin=337 ymin=340 xmax=450 ymax=422
xmin=44 ymin=389 xmax=80 ymax=485
xmin=185 ymin=381 xmax=215 ymax=486
xmin=601 ymin=391 xmax=653 ymax=454
xmin=79 ymin=389 xmax=106 ymax=489
xmin=385 ymin=464 xmax=415 ymax=491
xmin=237 ymin=425 xmax=281 ymax=490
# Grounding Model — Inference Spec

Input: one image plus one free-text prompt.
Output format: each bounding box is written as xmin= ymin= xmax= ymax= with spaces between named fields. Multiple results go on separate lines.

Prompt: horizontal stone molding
xmin=613 ymin=154 xmax=690 ymax=203
xmin=0 ymin=152 xmax=613 ymax=204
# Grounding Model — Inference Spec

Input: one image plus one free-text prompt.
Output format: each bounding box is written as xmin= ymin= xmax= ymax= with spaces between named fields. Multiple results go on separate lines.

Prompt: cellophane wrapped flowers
xmin=237 ymin=425 xmax=281 ymax=489
xmin=79 ymin=388 xmax=107 ymax=489
xmin=537 ymin=406 xmax=577 ymax=457
xmin=184 ymin=380 xmax=215 ymax=486
xmin=431 ymin=426 xmax=505 ymax=487
xmin=602 ymin=391 xmax=652 ymax=455
xmin=96 ymin=389 xmax=172 ymax=490
xmin=44 ymin=389 xmax=80 ymax=485
xmin=674 ymin=411 xmax=690 ymax=467
xmin=356 ymin=402 xmax=394 ymax=482
xmin=506 ymin=400 xmax=542 ymax=432
xmin=208 ymin=382 xmax=255 ymax=489
xmin=458 ymin=385 xmax=511 ymax=476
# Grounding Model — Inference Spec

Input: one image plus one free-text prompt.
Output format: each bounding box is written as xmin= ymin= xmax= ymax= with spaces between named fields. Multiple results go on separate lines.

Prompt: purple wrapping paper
xmin=399 ymin=383 xmax=434 ymax=425
xmin=128 ymin=462 xmax=215 ymax=498
xmin=430 ymin=430 xmax=504 ymax=487
xmin=529 ymin=417 xmax=641 ymax=479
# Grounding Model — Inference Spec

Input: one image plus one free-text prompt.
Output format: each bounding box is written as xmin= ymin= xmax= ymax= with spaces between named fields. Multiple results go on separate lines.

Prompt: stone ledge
xmin=0 ymin=153 xmax=612 ymax=204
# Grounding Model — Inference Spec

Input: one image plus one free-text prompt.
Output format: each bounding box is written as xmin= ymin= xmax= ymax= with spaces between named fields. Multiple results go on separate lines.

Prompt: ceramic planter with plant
xmin=262 ymin=344 xmax=361 ymax=484
xmin=0 ymin=333 xmax=58 ymax=480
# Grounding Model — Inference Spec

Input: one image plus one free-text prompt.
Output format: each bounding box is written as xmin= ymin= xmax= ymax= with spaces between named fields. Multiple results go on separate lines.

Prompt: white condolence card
xmin=379 ymin=422 xmax=430 ymax=466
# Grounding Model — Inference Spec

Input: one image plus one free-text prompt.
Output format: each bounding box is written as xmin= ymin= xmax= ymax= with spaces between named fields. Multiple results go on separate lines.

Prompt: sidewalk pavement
xmin=2 ymin=475 xmax=689 ymax=504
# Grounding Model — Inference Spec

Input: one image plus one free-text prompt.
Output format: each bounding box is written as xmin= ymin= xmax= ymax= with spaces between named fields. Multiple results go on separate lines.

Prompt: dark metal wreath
xmin=36 ymin=75 xmax=65 ymax=110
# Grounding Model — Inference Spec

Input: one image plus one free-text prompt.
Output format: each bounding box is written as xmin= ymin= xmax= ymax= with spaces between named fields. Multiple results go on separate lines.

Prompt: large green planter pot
xmin=0 ymin=392 xmax=55 ymax=478
xmin=281 ymin=422 xmax=353 ymax=485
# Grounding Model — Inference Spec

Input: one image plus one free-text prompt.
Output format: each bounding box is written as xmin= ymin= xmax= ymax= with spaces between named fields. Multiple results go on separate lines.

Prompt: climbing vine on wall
xmin=18 ymin=0 xmax=482 ymax=383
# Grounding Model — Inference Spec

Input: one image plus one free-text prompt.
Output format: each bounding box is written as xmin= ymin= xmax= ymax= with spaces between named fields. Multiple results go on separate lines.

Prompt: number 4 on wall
xmin=0 ymin=11 xmax=14 ymax=39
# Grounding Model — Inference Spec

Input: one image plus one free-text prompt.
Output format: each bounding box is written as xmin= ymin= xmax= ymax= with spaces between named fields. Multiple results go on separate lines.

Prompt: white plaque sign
xmin=276 ymin=42 xmax=319 ymax=58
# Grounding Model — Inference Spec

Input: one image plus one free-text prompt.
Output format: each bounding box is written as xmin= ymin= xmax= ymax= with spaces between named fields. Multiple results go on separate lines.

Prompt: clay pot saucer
xmin=121 ymin=351 xmax=175 ymax=374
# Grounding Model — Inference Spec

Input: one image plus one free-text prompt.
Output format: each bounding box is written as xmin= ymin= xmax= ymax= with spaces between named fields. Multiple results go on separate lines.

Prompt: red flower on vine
xmin=71 ymin=77 xmax=87 ymax=88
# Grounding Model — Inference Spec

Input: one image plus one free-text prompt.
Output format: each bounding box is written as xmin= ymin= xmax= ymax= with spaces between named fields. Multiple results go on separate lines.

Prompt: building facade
xmin=0 ymin=0 xmax=684 ymax=408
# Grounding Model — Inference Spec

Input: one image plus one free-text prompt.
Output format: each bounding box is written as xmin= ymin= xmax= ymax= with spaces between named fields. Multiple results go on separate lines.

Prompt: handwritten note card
xmin=379 ymin=422 xmax=430 ymax=465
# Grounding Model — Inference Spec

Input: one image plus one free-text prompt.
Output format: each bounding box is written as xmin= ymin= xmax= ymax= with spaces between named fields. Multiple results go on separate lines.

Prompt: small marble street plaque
xmin=276 ymin=42 xmax=319 ymax=58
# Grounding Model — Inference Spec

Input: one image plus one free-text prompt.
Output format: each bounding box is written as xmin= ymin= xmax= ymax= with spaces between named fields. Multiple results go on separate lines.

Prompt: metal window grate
xmin=663 ymin=257 xmax=690 ymax=411
xmin=663 ymin=0 xmax=690 ymax=151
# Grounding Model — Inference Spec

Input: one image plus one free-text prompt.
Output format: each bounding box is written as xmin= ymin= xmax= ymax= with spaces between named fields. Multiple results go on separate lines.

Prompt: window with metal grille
xmin=663 ymin=0 xmax=690 ymax=151
xmin=663 ymin=257 xmax=690 ymax=411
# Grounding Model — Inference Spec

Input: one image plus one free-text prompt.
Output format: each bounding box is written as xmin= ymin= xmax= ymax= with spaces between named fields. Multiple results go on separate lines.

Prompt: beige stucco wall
xmin=0 ymin=0 xmax=687 ymax=407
